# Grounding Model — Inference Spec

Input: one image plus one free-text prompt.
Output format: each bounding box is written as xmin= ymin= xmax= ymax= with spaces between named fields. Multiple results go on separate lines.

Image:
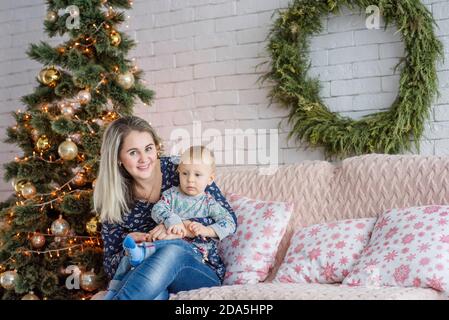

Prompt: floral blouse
xmin=152 ymin=185 xmax=236 ymax=265
xmin=101 ymin=156 xmax=237 ymax=282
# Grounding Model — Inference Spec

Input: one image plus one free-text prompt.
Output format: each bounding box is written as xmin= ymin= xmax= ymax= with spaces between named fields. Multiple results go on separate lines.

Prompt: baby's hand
xmin=188 ymin=222 xmax=210 ymax=240
xmin=167 ymin=223 xmax=187 ymax=237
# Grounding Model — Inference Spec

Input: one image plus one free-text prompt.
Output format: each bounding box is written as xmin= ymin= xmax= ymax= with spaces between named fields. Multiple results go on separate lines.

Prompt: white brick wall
xmin=1 ymin=0 xmax=449 ymax=201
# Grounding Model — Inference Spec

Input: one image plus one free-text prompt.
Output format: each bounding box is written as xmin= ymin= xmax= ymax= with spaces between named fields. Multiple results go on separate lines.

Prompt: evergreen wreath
xmin=264 ymin=0 xmax=443 ymax=158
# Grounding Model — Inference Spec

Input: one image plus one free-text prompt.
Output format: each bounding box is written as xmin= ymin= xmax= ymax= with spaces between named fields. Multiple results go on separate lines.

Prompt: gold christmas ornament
xmin=22 ymin=291 xmax=40 ymax=300
xmin=38 ymin=67 xmax=61 ymax=88
xmin=30 ymin=233 xmax=46 ymax=249
xmin=45 ymin=11 xmax=58 ymax=22
xmin=86 ymin=217 xmax=99 ymax=235
xmin=60 ymin=104 xmax=75 ymax=118
xmin=117 ymin=71 xmax=135 ymax=89
xmin=0 ymin=270 xmax=18 ymax=290
xmin=12 ymin=178 xmax=27 ymax=193
xmin=73 ymin=173 xmax=86 ymax=186
xmin=58 ymin=139 xmax=78 ymax=161
xmin=109 ymin=30 xmax=122 ymax=46
xmin=21 ymin=182 xmax=37 ymax=199
xmin=77 ymin=90 xmax=91 ymax=105
xmin=80 ymin=269 xmax=99 ymax=292
xmin=91 ymin=178 xmax=97 ymax=189
xmin=36 ymin=135 xmax=50 ymax=152
xmin=51 ymin=215 xmax=70 ymax=236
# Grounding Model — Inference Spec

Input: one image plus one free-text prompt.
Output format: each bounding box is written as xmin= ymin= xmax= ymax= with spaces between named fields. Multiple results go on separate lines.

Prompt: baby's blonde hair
xmin=179 ymin=145 xmax=216 ymax=172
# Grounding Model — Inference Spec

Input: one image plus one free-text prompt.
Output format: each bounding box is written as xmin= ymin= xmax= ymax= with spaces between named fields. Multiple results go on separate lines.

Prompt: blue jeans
xmin=106 ymin=239 xmax=220 ymax=300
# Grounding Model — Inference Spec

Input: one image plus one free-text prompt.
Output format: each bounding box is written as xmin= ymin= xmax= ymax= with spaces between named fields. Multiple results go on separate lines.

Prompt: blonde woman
xmin=94 ymin=116 xmax=236 ymax=300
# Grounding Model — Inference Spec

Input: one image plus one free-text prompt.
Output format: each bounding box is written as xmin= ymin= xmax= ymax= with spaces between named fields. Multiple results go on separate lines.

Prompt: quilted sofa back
xmin=214 ymin=154 xmax=449 ymax=280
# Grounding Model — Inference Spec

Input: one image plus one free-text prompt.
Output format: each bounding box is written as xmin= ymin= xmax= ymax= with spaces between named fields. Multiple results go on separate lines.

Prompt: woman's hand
xmin=127 ymin=232 xmax=150 ymax=243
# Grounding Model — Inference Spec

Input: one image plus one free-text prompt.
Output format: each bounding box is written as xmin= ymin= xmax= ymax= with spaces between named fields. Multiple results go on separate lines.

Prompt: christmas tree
xmin=0 ymin=0 xmax=153 ymax=300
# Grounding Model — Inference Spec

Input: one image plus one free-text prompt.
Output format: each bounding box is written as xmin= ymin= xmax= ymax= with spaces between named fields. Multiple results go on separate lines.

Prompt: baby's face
xmin=178 ymin=163 xmax=214 ymax=196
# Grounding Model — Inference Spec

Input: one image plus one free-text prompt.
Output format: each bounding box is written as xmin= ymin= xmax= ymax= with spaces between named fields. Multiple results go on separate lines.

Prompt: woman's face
xmin=119 ymin=130 xmax=158 ymax=181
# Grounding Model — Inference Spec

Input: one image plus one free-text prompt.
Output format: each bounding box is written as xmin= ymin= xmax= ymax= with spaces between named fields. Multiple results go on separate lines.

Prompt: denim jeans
xmin=106 ymin=239 xmax=221 ymax=300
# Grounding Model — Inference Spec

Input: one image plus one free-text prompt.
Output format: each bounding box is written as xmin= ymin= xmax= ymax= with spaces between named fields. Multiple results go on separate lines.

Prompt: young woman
xmin=93 ymin=116 xmax=236 ymax=300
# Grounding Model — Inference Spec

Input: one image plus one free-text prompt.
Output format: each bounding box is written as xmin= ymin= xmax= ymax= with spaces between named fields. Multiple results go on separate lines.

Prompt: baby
xmin=123 ymin=145 xmax=235 ymax=266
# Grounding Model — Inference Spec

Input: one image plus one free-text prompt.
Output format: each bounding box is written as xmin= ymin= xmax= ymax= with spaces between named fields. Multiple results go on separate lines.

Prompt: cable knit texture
xmin=170 ymin=282 xmax=444 ymax=300
xmin=93 ymin=154 xmax=449 ymax=299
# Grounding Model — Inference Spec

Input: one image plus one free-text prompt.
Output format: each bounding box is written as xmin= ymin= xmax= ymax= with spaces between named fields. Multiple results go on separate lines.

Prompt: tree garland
xmin=264 ymin=0 xmax=443 ymax=159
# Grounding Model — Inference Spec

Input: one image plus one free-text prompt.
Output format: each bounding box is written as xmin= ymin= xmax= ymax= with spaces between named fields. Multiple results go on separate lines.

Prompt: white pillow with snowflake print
xmin=342 ymin=205 xmax=449 ymax=297
xmin=218 ymin=193 xmax=293 ymax=285
xmin=273 ymin=218 xmax=376 ymax=284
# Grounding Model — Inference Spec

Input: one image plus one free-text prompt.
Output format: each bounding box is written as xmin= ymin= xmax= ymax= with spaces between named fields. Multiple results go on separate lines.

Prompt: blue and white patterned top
xmin=101 ymin=156 xmax=237 ymax=282
xmin=151 ymin=186 xmax=236 ymax=263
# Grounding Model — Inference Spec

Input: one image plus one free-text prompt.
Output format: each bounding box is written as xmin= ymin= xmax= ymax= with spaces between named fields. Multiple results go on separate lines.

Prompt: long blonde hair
xmin=93 ymin=116 xmax=162 ymax=224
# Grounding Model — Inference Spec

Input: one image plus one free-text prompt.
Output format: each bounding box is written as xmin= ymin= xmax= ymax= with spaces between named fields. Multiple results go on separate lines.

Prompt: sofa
xmin=95 ymin=154 xmax=449 ymax=300
xmin=170 ymin=153 xmax=448 ymax=300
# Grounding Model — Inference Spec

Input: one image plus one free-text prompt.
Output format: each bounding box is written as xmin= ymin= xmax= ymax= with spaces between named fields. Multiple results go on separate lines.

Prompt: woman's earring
xmin=118 ymin=161 xmax=122 ymax=166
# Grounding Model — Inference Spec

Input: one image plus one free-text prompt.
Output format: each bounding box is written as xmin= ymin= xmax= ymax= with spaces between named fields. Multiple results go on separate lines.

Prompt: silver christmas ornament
xmin=51 ymin=215 xmax=70 ymax=236
xmin=117 ymin=71 xmax=135 ymax=89
xmin=77 ymin=90 xmax=91 ymax=105
xmin=0 ymin=270 xmax=18 ymax=290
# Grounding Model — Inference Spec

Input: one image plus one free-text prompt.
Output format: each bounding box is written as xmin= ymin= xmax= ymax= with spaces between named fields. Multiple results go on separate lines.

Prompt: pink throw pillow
xmin=218 ymin=193 xmax=293 ymax=285
xmin=273 ymin=218 xmax=376 ymax=284
xmin=342 ymin=205 xmax=449 ymax=296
